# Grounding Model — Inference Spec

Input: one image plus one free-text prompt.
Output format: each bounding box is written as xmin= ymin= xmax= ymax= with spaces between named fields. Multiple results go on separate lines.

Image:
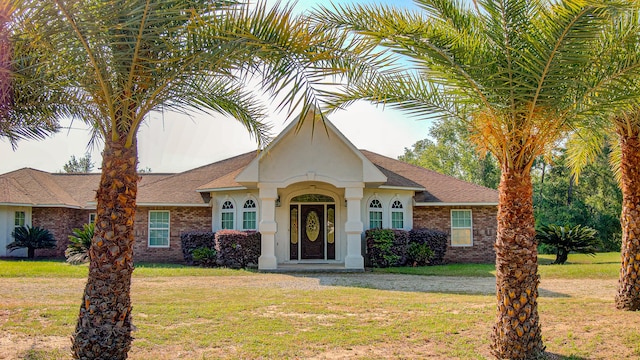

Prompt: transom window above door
xmin=291 ymin=194 xmax=335 ymax=203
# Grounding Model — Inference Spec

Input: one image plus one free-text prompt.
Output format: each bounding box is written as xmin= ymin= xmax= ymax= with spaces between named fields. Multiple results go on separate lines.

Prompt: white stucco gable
xmin=235 ymin=108 xmax=387 ymax=187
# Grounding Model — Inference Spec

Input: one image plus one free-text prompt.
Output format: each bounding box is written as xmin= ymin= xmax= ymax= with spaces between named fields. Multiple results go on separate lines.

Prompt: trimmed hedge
xmin=215 ymin=230 xmax=261 ymax=269
xmin=180 ymin=231 xmax=216 ymax=265
xmin=180 ymin=230 xmax=261 ymax=268
xmin=366 ymin=228 xmax=448 ymax=268
xmin=409 ymin=228 xmax=448 ymax=265
xmin=365 ymin=229 xmax=410 ymax=268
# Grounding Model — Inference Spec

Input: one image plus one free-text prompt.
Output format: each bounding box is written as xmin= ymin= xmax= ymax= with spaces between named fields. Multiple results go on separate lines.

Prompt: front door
xmin=301 ymin=205 xmax=324 ymax=259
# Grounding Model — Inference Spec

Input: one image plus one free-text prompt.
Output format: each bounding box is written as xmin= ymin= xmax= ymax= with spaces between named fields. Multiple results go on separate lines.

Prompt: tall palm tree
xmin=569 ymin=108 xmax=640 ymax=311
xmin=566 ymin=12 xmax=640 ymax=311
xmin=313 ymin=0 xmax=639 ymax=358
xmin=9 ymin=1 xmax=381 ymax=358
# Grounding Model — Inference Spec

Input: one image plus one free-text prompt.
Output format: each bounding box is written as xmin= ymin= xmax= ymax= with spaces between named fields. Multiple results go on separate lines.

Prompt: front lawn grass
xmin=374 ymin=252 xmax=621 ymax=279
xmin=0 ymin=259 xmax=253 ymax=278
xmin=0 ymin=253 xmax=633 ymax=359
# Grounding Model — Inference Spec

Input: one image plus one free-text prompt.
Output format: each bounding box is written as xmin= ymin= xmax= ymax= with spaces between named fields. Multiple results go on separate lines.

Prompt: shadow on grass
xmin=544 ymin=352 xmax=589 ymax=360
xmin=289 ymin=272 xmax=571 ymax=298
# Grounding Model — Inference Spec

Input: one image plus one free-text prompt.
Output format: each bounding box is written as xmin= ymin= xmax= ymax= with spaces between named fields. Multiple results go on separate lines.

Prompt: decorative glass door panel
xmin=327 ymin=205 xmax=335 ymax=260
xmin=300 ymin=205 xmax=324 ymax=259
xmin=290 ymin=206 xmax=299 ymax=260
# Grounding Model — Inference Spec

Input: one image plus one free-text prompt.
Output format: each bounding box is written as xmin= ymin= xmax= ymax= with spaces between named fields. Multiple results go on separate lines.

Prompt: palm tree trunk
xmin=490 ymin=166 xmax=544 ymax=359
xmin=615 ymin=129 xmax=640 ymax=311
xmin=554 ymin=248 xmax=568 ymax=265
xmin=72 ymin=137 xmax=138 ymax=359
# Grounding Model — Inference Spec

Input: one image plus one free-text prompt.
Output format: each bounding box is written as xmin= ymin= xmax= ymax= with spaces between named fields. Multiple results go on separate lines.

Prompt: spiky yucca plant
xmin=7 ymin=225 xmax=56 ymax=259
xmin=65 ymin=223 xmax=95 ymax=265
xmin=536 ymin=224 xmax=600 ymax=264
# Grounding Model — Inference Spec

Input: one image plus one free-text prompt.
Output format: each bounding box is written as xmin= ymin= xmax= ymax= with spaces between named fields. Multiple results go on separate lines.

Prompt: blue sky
xmin=0 ymin=0 xmax=438 ymax=174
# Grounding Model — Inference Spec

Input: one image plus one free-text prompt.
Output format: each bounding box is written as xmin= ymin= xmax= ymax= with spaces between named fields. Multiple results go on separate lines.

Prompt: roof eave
xmin=0 ymin=202 xmax=35 ymax=207
xmin=414 ymin=202 xmax=499 ymax=207
xmin=86 ymin=202 xmax=211 ymax=207
xmin=377 ymin=185 xmax=425 ymax=191
xmin=196 ymin=186 xmax=248 ymax=193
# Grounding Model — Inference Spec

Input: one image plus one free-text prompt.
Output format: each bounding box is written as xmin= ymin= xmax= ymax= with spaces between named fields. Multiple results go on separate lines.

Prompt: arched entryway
xmin=289 ymin=194 xmax=335 ymax=261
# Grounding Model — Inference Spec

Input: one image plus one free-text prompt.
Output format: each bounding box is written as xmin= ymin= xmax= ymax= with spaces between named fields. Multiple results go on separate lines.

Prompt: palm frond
xmin=566 ymin=126 xmax=609 ymax=182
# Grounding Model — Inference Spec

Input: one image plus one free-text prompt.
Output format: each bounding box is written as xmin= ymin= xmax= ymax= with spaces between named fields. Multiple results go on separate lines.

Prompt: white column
xmin=344 ymin=186 xmax=364 ymax=269
xmin=258 ymin=185 xmax=278 ymax=270
xmin=209 ymin=194 xmax=217 ymax=232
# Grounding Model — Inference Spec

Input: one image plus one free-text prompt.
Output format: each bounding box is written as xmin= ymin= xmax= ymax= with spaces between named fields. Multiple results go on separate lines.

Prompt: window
xmin=89 ymin=213 xmax=97 ymax=224
xmin=221 ymin=201 xmax=234 ymax=230
xmin=242 ymin=199 xmax=257 ymax=230
xmin=14 ymin=211 xmax=25 ymax=229
xmin=451 ymin=210 xmax=472 ymax=246
xmin=148 ymin=211 xmax=170 ymax=247
xmin=369 ymin=199 xmax=383 ymax=229
xmin=391 ymin=200 xmax=404 ymax=229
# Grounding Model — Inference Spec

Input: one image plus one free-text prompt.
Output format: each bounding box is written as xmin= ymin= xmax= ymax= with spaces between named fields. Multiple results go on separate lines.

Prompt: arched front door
xmin=290 ymin=194 xmax=335 ymax=261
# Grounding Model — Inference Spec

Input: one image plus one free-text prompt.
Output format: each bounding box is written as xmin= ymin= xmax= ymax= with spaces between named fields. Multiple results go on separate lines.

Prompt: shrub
xmin=216 ymin=230 xmax=261 ymax=269
xmin=536 ymin=224 xmax=600 ymax=264
xmin=192 ymin=247 xmax=217 ymax=267
xmin=406 ymin=242 xmax=434 ymax=266
xmin=180 ymin=232 xmax=216 ymax=265
xmin=409 ymin=228 xmax=448 ymax=265
xmin=366 ymin=229 xmax=409 ymax=268
xmin=65 ymin=223 xmax=95 ymax=265
xmin=7 ymin=225 xmax=56 ymax=259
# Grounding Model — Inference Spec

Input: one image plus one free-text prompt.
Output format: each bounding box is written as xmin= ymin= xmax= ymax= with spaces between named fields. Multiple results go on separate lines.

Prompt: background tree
xmin=62 ymin=153 xmax=94 ymax=173
xmin=534 ymin=147 xmax=622 ymax=252
xmin=315 ymin=1 xmax=639 ymax=358
xmin=6 ymin=225 xmax=56 ymax=259
xmin=399 ymin=117 xmax=499 ymax=189
xmin=10 ymin=1 xmax=381 ymax=358
xmin=536 ymin=224 xmax=600 ymax=264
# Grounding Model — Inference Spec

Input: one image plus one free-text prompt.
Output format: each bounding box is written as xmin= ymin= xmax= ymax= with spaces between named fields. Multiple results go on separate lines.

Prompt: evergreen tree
xmin=62 ymin=154 xmax=94 ymax=173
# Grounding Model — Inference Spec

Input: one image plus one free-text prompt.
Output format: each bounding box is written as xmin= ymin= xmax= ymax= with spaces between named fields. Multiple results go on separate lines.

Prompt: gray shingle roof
xmin=360 ymin=150 xmax=498 ymax=204
xmin=0 ymin=150 xmax=497 ymax=207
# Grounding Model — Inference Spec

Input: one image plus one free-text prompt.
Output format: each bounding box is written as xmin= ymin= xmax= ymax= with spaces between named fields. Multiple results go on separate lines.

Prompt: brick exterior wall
xmin=413 ymin=206 xmax=497 ymax=263
xmin=32 ymin=204 xmax=493 ymax=264
xmin=133 ymin=207 xmax=212 ymax=263
xmin=31 ymin=206 xmax=212 ymax=263
xmin=32 ymin=208 xmax=94 ymax=258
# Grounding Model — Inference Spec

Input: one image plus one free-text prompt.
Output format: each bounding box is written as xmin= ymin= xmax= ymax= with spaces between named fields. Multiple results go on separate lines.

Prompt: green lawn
xmin=0 ymin=253 xmax=636 ymax=360
xmin=375 ymin=252 xmax=621 ymax=279
xmin=0 ymin=252 xmax=620 ymax=279
xmin=0 ymin=259 xmax=254 ymax=278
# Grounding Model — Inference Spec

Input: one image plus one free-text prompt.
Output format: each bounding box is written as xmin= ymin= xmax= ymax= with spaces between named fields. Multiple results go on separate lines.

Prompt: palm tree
xmin=313 ymin=1 xmax=639 ymax=358
xmin=9 ymin=1 xmax=380 ymax=358
xmin=7 ymin=225 xmax=56 ymax=259
xmin=569 ymin=109 xmax=640 ymax=311
xmin=566 ymin=12 xmax=640 ymax=311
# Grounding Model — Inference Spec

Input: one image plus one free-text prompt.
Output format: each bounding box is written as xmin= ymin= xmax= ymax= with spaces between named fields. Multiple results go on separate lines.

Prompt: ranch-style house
xmin=0 ymin=110 xmax=499 ymax=270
